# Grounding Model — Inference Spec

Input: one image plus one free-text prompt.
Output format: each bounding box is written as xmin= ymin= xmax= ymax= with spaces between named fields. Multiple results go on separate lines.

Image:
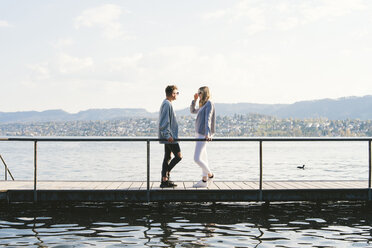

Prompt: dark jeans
xmin=162 ymin=143 xmax=182 ymax=179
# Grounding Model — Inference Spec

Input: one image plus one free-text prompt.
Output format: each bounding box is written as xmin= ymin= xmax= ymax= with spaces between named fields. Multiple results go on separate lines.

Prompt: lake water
xmin=1 ymin=139 xmax=372 ymax=247
xmin=0 ymin=201 xmax=372 ymax=247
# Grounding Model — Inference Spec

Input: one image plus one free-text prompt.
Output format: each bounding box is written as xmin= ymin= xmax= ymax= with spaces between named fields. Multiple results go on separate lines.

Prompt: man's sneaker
xmin=193 ymin=180 xmax=208 ymax=188
xmin=160 ymin=180 xmax=177 ymax=188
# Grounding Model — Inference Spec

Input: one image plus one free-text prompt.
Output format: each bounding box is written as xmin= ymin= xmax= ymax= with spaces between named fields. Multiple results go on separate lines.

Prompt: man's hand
xmin=205 ymin=135 xmax=212 ymax=141
xmin=168 ymin=137 xmax=174 ymax=143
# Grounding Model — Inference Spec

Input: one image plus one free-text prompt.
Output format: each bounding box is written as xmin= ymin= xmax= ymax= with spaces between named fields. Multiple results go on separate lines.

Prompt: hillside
xmin=1 ymin=95 xmax=372 ymax=123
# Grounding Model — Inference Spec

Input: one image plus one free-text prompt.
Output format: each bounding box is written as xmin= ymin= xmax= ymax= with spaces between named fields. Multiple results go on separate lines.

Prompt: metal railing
xmin=1 ymin=136 xmax=371 ymax=202
xmin=1 ymin=154 xmax=14 ymax=181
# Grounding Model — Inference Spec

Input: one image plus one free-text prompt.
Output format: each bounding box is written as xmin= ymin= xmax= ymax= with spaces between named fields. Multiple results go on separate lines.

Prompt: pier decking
xmin=1 ymin=180 xmax=370 ymax=203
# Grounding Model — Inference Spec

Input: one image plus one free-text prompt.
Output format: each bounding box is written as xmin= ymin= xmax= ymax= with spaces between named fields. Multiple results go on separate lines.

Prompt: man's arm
xmin=159 ymin=103 xmax=173 ymax=142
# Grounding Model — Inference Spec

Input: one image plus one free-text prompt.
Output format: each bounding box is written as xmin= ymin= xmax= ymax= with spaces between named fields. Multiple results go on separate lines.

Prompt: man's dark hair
xmin=165 ymin=85 xmax=178 ymax=97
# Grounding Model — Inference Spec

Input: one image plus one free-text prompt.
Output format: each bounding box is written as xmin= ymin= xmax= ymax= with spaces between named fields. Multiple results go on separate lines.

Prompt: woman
xmin=190 ymin=86 xmax=216 ymax=188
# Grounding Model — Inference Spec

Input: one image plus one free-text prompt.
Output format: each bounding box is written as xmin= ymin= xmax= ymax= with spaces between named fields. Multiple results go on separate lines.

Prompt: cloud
xmin=52 ymin=38 xmax=74 ymax=48
xmin=0 ymin=20 xmax=12 ymax=28
xmin=28 ymin=63 xmax=50 ymax=80
xmin=106 ymin=54 xmax=144 ymax=72
xmin=58 ymin=53 xmax=94 ymax=74
xmin=203 ymin=0 xmax=368 ymax=34
xmin=75 ymin=4 xmax=130 ymax=40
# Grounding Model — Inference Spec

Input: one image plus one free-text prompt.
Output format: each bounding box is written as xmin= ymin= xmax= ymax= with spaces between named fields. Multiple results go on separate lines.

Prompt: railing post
xmin=259 ymin=140 xmax=263 ymax=202
xmin=2 ymin=155 xmax=7 ymax=181
xmin=369 ymin=140 xmax=371 ymax=201
xmin=147 ymin=140 xmax=150 ymax=203
xmin=34 ymin=141 xmax=37 ymax=203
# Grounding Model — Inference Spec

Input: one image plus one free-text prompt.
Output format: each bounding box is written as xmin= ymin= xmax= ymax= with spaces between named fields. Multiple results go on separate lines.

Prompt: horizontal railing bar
xmin=1 ymin=137 xmax=372 ymax=142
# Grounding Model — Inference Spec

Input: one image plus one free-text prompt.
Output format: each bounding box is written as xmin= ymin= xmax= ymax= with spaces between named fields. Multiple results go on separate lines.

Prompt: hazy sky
xmin=1 ymin=0 xmax=372 ymax=113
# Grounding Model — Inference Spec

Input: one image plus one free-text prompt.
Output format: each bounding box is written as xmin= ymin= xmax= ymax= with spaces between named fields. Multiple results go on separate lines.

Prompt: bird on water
xmin=297 ymin=164 xmax=305 ymax=169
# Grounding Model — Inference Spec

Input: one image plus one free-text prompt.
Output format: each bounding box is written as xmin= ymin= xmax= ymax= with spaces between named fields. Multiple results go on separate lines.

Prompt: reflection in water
xmin=0 ymin=201 xmax=372 ymax=247
xmin=31 ymin=218 xmax=44 ymax=248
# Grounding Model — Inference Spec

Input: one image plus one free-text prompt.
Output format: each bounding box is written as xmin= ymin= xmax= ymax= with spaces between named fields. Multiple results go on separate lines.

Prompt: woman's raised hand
xmin=194 ymin=93 xmax=198 ymax=101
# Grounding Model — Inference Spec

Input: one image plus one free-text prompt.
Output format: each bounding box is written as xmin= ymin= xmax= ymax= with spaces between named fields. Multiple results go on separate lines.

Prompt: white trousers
xmin=194 ymin=133 xmax=212 ymax=177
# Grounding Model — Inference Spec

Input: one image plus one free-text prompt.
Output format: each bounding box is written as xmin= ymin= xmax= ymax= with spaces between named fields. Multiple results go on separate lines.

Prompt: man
xmin=158 ymin=85 xmax=182 ymax=188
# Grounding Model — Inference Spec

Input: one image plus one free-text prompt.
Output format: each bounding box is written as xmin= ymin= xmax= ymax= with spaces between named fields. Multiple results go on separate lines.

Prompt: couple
xmin=158 ymin=85 xmax=216 ymax=188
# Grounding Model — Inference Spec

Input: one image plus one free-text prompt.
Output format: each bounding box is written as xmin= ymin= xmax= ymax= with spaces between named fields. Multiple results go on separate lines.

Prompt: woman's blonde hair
xmin=198 ymin=86 xmax=210 ymax=108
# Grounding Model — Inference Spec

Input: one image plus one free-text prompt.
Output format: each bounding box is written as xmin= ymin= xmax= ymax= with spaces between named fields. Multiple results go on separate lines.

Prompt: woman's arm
xmin=190 ymin=94 xmax=199 ymax=114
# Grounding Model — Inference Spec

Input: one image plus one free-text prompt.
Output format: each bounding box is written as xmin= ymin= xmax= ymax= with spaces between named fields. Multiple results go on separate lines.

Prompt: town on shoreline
xmin=1 ymin=114 xmax=371 ymax=137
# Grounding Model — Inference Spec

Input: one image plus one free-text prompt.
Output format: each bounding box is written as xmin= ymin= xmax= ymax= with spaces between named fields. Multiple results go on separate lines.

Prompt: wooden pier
xmin=1 ymin=137 xmax=372 ymax=203
xmin=1 ymin=180 xmax=371 ymax=203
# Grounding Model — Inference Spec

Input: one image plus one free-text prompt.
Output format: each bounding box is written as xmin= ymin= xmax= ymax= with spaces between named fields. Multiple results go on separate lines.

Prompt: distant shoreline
xmin=1 ymin=114 xmax=371 ymax=137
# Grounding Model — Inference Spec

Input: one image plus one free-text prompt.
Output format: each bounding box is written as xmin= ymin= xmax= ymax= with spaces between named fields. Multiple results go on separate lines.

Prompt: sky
xmin=1 ymin=0 xmax=372 ymax=113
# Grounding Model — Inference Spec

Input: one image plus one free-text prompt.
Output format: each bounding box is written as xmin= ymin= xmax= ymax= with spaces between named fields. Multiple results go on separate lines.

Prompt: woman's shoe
xmin=193 ymin=180 xmax=208 ymax=188
xmin=208 ymin=173 xmax=214 ymax=184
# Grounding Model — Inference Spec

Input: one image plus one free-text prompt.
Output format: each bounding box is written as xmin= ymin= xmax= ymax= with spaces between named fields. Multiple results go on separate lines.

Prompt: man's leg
xmin=161 ymin=144 xmax=171 ymax=182
xmin=167 ymin=144 xmax=182 ymax=173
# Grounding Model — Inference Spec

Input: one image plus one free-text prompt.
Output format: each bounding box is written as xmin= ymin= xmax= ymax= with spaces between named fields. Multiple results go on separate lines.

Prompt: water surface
xmin=1 ymin=202 xmax=372 ymax=247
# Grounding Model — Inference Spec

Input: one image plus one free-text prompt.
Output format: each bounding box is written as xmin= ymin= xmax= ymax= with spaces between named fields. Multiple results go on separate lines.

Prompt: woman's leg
xmin=194 ymin=135 xmax=212 ymax=178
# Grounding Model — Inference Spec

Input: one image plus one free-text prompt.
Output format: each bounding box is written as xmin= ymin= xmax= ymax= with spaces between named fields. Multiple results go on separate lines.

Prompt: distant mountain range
xmin=1 ymin=95 xmax=372 ymax=123
xmin=0 ymin=108 xmax=153 ymax=123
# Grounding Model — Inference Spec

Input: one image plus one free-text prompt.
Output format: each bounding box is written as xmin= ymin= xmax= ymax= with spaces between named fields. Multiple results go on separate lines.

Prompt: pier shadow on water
xmin=0 ymin=201 xmax=372 ymax=247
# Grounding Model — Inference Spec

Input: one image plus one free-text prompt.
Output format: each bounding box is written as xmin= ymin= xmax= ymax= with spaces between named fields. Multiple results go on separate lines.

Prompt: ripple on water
xmin=0 ymin=201 xmax=372 ymax=247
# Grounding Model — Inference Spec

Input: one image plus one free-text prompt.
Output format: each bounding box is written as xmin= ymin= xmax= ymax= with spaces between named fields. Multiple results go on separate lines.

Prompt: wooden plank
xmin=105 ymin=182 xmax=123 ymax=190
xmin=332 ymin=181 xmax=363 ymax=189
xmin=232 ymin=182 xmax=248 ymax=189
xmin=264 ymin=181 xmax=288 ymax=190
xmin=291 ymin=181 xmax=313 ymax=189
xmin=148 ymin=182 xmax=155 ymax=190
xmin=242 ymin=181 xmax=259 ymax=189
xmin=312 ymin=181 xmax=339 ymax=189
xmin=116 ymin=182 xmax=133 ymax=190
xmin=71 ymin=181 xmax=89 ymax=188
xmin=139 ymin=182 xmax=151 ymax=190
xmin=286 ymin=181 xmax=304 ymax=189
xmin=297 ymin=181 xmax=317 ymax=189
xmin=176 ymin=182 xmax=185 ymax=190
xmin=280 ymin=181 xmax=304 ymax=189
xmin=270 ymin=181 xmax=293 ymax=189
xmin=225 ymin=182 xmax=241 ymax=190
xmin=183 ymin=181 xmax=194 ymax=190
xmin=51 ymin=181 xmax=72 ymax=190
xmin=214 ymin=181 xmax=230 ymax=190
xmin=77 ymin=181 xmax=96 ymax=190
xmin=152 ymin=182 xmax=163 ymax=190
xmin=173 ymin=182 xmax=183 ymax=190
xmin=94 ymin=182 xmax=113 ymax=190
xmin=2 ymin=181 xmax=32 ymax=190
xmin=207 ymin=181 xmax=219 ymax=190
xmin=80 ymin=181 xmax=100 ymax=190
xmin=348 ymin=181 xmax=368 ymax=188
xmin=36 ymin=181 xmax=54 ymax=190
xmin=262 ymin=182 xmax=280 ymax=190
xmin=65 ymin=181 xmax=87 ymax=189
xmin=128 ymin=182 xmax=143 ymax=190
